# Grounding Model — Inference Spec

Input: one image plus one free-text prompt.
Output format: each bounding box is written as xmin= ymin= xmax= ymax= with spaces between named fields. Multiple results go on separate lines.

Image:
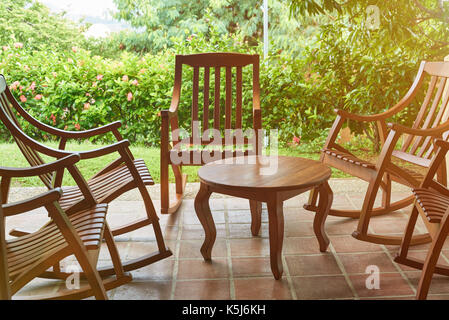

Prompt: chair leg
xmin=352 ymin=182 xmax=430 ymax=245
xmin=395 ymin=206 xmax=420 ymax=264
xmin=160 ymin=163 xmax=186 ymax=215
xmin=381 ymin=173 xmax=391 ymax=209
xmin=103 ymin=223 xmax=126 ymax=278
xmin=71 ymin=249 xmax=108 ymax=300
xmin=416 ymin=215 xmax=449 ymax=300
xmin=139 ymin=181 xmax=169 ymax=254
xmin=161 ymin=153 xmax=170 ymax=214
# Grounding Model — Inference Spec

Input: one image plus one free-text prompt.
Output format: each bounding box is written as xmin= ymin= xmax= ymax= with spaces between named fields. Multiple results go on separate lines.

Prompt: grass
xmin=0 ymin=142 xmax=350 ymax=187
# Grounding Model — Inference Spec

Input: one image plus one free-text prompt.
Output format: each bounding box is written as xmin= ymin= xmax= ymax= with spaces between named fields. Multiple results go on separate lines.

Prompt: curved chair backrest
xmin=0 ymin=76 xmax=52 ymax=188
xmin=396 ymin=61 xmax=449 ymax=164
xmin=171 ymin=52 xmax=261 ymax=147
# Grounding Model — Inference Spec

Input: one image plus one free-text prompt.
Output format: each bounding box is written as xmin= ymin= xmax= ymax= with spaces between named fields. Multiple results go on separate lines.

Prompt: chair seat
xmin=59 ymin=159 xmax=154 ymax=211
xmin=413 ymin=188 xmax=449 ymax=223
xmin=6 ymin=204 xmax=108 ymax=279
xmin=322 ymin=149 xmax=376 ymax=169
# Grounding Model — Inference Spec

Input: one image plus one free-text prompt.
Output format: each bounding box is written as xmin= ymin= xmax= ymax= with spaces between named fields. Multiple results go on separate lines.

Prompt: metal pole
xmin=263 ymin=0 xmax=269 ymax=60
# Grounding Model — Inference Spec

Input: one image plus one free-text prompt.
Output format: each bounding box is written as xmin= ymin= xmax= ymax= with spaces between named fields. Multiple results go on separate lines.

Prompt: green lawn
xmin=0 ymin=142 xmax=348 ymax=187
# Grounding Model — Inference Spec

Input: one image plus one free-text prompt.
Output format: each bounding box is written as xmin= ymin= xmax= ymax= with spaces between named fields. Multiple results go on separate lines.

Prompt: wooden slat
xmin=214 ymin=67 xmax=221 ymax=130
xmin=203 ymin=67 xmax=210 ymax=131
xmin=410 ymin=77 xmax=445 ymax=155
xmin=402 ymin=76 xmax=438 ymax=152
xmin=225 ymin=67 xmax=232 ymax=130
xmin=191 ymin=66 xmax=200 ymax=127
xmin=236 ymin=66 xmax=243 ymax=129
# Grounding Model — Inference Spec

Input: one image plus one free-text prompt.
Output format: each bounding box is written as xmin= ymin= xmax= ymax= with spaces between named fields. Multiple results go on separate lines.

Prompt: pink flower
xmin=29 ymin=81 xmax=36 ymax=91
xmin=292 ymin=136 xmax=301 ymax=145
xmin=19 ymin=95 xmax=27 ymax=103
xmin=34 ymin=94 xmax=43 ymax=100
xmin=10 ymin=81 xmax=20 ymax=91
xmin=96 ymin=74 xmax=103 ymax=81
xmin=92 ymin=82 xmax=97 ymax=88
xmin=86 ymin=93 xmax=91 ymax=97
xmin=72 ymin=46 xmax=78 ymax=53
xmin=52 ymin=72 xmax=57 ymax=78
xmin=83 ymin=103 xmax=90 ymax=110
xmin=127 ymin=92 xmax=133 ymax=101
xmin=14 ymin=42 xmax=23 ymax=49
xmin=64 ymin=125 xmax=68 ymax=130
xmin=23 ymin=65 xmax=30 ymax=71
xmin=131 ymin=79 xmax=139 ymax=86
xmin=74 ymin=123 xmax=81 ymax=130
xmin=139 ymin=69 xmax=146 ymax=74
xmin=122 ymin=75 xmax=129 ymax=82
xmin=50 ymin=114 xmax=56 ymax=125
xmin=2 ymin=46 xmax=9 ymax=51
xmin=67 ymin=58 xmax=73 ymax=63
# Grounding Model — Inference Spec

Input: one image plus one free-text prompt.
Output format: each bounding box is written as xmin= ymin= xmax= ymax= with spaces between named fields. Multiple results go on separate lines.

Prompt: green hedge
xmin=0 ymin=26 xmax=421 ymax=148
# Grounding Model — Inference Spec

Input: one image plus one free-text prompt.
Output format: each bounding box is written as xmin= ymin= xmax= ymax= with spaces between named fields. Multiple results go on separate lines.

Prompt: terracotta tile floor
xmin=8 ymin=188 xmax=449 ymax=300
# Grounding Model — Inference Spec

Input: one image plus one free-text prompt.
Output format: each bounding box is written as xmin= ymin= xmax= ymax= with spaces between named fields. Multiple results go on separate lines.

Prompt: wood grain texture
xmin=0 ymin=74 xmax=172 ymax=277
xmin=307 ymin=61 xmax=449 ymax=246
xmin=395 ymin=138 xmax=449 ymax=299
xmin=160 ymin=53 xmax=262 ymax=214
xmin=198 ymin=156 xmax=331 ymax=192
xmin=195 ymin=156 xmax=333 ymax=279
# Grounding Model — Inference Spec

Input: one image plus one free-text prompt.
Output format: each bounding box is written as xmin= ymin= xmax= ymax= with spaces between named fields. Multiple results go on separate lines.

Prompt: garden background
xmin=1 ymin=0 xmax=448 ymax=185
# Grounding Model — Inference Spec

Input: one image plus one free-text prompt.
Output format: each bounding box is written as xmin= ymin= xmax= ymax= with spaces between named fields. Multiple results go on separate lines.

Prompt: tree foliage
xmin=286 ymin=0 xmax=449 ymax=150
xmin=111 ymin=0 xmax=314 ymax=55
xmin=0 ymin=0 xmax=88 ymax=51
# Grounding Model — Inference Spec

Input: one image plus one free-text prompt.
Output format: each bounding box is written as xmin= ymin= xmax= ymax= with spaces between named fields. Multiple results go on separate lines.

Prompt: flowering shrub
xmin=0 ymin=30 xmax=265 ymax=146
xmin=0 ymin=26 xmax=420 ymax=149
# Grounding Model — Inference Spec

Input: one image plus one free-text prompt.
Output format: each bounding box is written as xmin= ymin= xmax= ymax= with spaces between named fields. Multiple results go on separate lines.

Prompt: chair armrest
xmin=76 ymin=140 xmax=130 ymax=160
xmin=435 ymin=139 xmax=449 ymax=150
xmin=335 ymin=109 xmax=390 ymax=122
xmin=161 ymin=109 xmax=178 ymax=119
xmin=25 ymin=116 xmax=122 ymax=140
xmin=2 ymin=188 xmax=62 ymax=217
xmin=0 ymin=154 xmax=80 ymax=178
xmin=388 ymin=122 xmax=449 ymax=137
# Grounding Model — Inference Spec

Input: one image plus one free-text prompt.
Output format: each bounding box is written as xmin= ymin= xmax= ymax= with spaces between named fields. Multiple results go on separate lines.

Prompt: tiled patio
xmin=7 ymin=180 xmax=449 ymax=300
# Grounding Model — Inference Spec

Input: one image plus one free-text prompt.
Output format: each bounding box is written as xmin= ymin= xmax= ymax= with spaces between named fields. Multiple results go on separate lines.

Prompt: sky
xmin=39 ymin=0 xmax=131 ymax=38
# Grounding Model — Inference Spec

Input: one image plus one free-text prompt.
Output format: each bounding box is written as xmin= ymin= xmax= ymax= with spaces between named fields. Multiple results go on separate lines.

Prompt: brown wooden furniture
xmin=0 ymin=154 xmax=131 ymax=300
xmin=305 ymin=61 xmax=449 ymax=245
xmin=395 ymin=139 xmax=449 ymax=299
xmin=0 ymin=74 xmax=171 ymax=278
xmin=195 ymin=155 xmax=332 ymax=279
xmin=161 ymin=52 xmax=262 ymax=214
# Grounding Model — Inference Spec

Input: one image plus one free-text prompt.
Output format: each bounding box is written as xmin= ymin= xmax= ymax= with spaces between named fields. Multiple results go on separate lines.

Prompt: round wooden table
xmin=195 ymin=155 xmax=333 ymax=280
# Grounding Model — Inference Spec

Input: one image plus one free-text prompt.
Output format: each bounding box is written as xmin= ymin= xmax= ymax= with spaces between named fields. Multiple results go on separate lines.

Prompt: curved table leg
xmin=314 ymin=181 xmax=333 ymax=252
xmin=267 ymin=196 xmax=284 ymax=280
xmin=195 ymin=183 xmax=215 ymax=261
xmin=249 ymin=200 xmax=262 ymax=236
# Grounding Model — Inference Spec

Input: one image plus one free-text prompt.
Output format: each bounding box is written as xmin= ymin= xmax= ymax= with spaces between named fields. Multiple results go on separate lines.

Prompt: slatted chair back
xmin=171 ymin=53 xmax=262 ymax=161
xmin=397 ymin=62 xmax=449 ymax=166
xmin=0 ymin=76 xmax=53 ymax=188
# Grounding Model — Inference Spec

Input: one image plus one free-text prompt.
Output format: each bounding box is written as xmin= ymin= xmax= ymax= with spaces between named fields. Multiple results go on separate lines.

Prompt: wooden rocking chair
xmin=0 ymin=154 xmax=131 ymax=300
xmin=161 ymin=53 xmax=263 ymax=218
xmin=0 ymin=75 xmax=172 ymax=278
xmin=305 ymin=61 xmax=449 ymax=245
xmin=395 ymin=139 xmax=449 ymax=299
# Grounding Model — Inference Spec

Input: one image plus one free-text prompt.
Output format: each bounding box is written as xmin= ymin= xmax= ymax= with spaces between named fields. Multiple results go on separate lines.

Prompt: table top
xmin=198 ymin=156 xmax=331 ymax=192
